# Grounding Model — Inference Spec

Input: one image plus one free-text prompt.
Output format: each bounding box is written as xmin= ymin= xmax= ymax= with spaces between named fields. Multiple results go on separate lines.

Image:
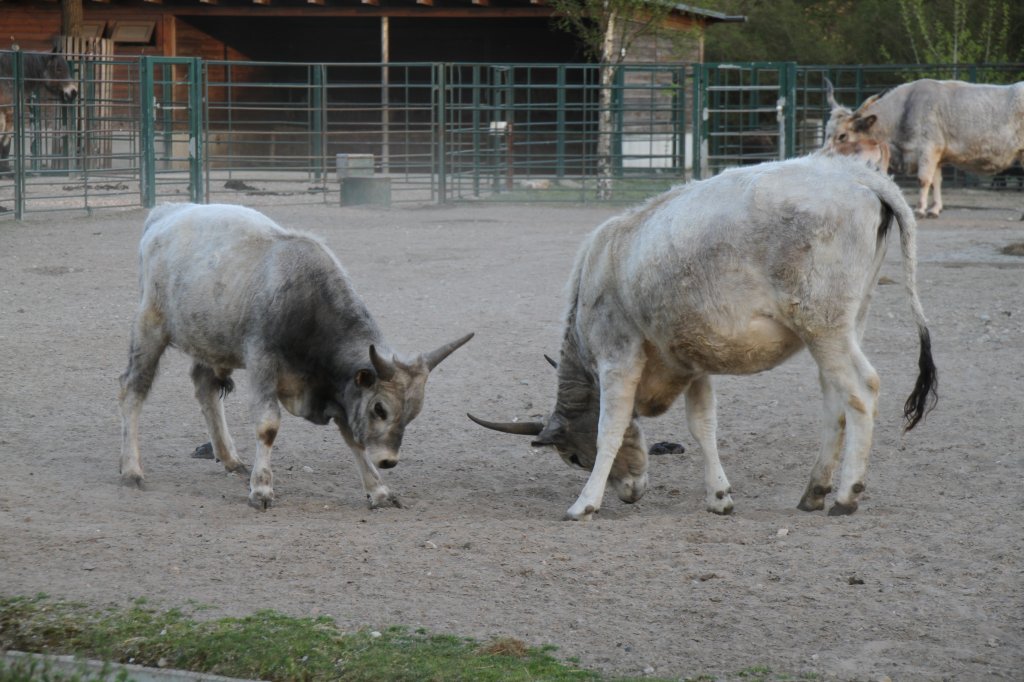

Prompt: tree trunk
xmin=60 ymin=0 xmax=84 ymax=39
xmin=596 ymin=9 xmax=617 ymax=200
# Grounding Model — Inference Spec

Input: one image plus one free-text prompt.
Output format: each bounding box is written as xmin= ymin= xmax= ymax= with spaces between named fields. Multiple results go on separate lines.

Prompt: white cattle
xmin=825 ymin=78 xmax=1024 ymax=217
xmin=471 ymin=155 xmax=937 ymax=520
xmin=119 ymin=203 xmax=473 ymax=509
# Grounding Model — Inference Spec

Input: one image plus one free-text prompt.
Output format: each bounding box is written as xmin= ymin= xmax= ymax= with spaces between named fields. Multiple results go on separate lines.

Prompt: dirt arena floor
xmin=1 ymin=186 xmax=1022 ymax=681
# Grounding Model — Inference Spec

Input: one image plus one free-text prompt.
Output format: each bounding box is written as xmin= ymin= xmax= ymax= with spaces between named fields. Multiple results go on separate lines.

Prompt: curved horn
xmin=369 ymin=345 xmax=396 ymax=382
xmin=824 ymin=77 xmax=839 ymax=109
xmin=423 ymin=332 xmax=474 ymax=371
xmin=467 ymin=412 xmax=544 ymax=436
xmin=543 ymin=354 xmax=558 ymax=369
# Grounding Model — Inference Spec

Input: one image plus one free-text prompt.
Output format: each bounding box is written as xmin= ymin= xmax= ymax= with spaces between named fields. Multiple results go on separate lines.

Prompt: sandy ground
xmin=0 ymin=186 xmax=1022 ymax=681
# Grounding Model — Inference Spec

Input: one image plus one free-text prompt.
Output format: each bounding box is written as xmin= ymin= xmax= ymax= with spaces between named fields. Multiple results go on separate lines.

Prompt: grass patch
xmin=0 ymin=595 xmax=648 ymax=681
xmin=1 ymin=595 xmax=818 ymax=682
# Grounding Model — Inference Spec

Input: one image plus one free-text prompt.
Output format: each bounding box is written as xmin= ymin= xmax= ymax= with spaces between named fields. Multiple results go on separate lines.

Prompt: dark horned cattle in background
xmin=119 ymin=203 xmax=473 ymax=510
xmin=0 ymin=47 xmax=78 ymax=165
xmin=824 ymin=77 xmax=1024 ymax=217
xmin=471 ymin=154 xmax=937 ymax=520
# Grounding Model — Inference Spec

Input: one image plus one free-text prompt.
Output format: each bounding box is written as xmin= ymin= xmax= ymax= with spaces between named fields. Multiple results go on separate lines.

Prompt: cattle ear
xmin=853 ymin=114 xmax=877 ymax=133
xmin=354 ymin=368 xmax=376 ymax=388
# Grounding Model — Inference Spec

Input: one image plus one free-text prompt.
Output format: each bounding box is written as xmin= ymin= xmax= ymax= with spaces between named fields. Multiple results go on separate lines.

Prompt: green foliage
xmin=894 ymin=0 xmax=1022 ymax=79
xmin=699 ymin=0 xmax=1024 ymax=67
xmin=547 ymin=0 xmax=679 ymax=63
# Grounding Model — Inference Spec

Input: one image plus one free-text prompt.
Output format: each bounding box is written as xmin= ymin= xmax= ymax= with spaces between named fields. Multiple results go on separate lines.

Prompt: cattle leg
xmin=798 ymin=376 xmax=845 ymax=511
xmin=683 ymin=376 xmax=733 ymax=514
xmin=565 ymin=357 xmax=643 ymax=521
xmin=348 ymin=443 xmax=402 ymax=509
xmin=118 ymin=312 xmax=169 ymax=488
xmin=189 ymin=362 xmax=248 ymax=476
xmin=928 ymin=165 xmax=944 ymax=217
xmin=809 ymin=340 xmax=880 ymax=515
xmin=915 ymin=150 xmax=941 ymax=217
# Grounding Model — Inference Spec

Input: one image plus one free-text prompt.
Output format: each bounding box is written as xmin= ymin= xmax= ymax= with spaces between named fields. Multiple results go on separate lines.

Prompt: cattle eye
xmin=373 ymin=402 xmax=388 ymax=420
xmin=838 ymin=133 xmax=847 ymax=142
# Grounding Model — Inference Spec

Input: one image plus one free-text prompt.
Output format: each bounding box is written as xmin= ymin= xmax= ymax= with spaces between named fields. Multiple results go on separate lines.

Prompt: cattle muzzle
xmin=62 ymin=85 xmax=79 ymax=103
xmin=369 ymin=448 xmax=400 ymax=470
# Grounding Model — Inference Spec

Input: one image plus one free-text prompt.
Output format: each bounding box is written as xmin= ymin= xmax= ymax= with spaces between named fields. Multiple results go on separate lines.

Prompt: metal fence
xmin=1 ymin=54 xmax=1022 ymax=219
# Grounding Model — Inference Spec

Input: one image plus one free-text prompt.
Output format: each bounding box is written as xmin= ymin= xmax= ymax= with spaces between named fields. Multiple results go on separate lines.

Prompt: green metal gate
xmin=692 ymin=62 xmax=797 ymax=179
xmin=140 ymin=56 xmax=203 ymax=207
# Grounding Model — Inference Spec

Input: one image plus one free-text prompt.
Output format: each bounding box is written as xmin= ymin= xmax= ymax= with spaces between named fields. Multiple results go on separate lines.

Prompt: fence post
xmin=11 ymin=50 xmax=25 ymax=219
xmin=691 ymin=63 xmax=705 ymax=180
xmin=674 ymin=66 xmax=686 ymax=176
xmin=612 ymin=65 xmax=624 ymax=178
xmin=556 ymin=65 xmax=566 ymax=181
xmin=139 ymin=57 xmax=156 ymax=208
xmin=310 ymin=63 xmax=326 ymax=184
xmin=783 ymin=62 xmax=797 ymax=159
xmin=435 ymin=63 xmax=447 ymax=204
xmin=188 ymin=57 xmax=203 ymax=203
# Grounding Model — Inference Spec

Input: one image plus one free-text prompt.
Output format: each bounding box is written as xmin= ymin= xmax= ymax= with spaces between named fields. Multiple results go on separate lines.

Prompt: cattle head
xmin=468 ymin=355 xmax=649 ymax=504
xmin=824 ymin=77 xmax=882 ymax=147
xmin=330 ymin=333 xmax=473 ymax=471
xmin=40 ymin=49 xmax=78 ymax=103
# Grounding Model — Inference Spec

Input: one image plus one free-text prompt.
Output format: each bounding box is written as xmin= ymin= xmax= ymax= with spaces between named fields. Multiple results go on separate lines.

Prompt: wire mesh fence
xmin=1 ymin=53 xmax=1021 ymax=220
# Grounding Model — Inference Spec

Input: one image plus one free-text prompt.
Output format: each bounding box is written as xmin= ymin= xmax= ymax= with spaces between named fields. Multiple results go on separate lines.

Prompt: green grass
xmin=0 ymin=595 xmax=818 ymax=682
xmin=0 ymin=595 xmax=646 ymax=681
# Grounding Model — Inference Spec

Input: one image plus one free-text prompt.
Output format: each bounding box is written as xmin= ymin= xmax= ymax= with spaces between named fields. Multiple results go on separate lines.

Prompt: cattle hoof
xmin=707 ymin=502 xmax=734 ymax=515
xmin=367 ymin=491 xmax=401 ymax=509
xmin=191 ymin=442 xmax=215 ymax=459
xmin=120 ymin=472 xmax=145 ymax=490
xmin=797 ymin=497 xmax=825 ymax=512
xmin=228 ymin=462 xmax=251 ymax=477
xmin=248 ymin=490 xmax=274 ymax=511
xmin=828 ymin=501 xmax=858 ymax=516
xmin=564 ymin=504 xmax=597 ymax=521
xmin=706 ymin=490 xmax=734 ymax=515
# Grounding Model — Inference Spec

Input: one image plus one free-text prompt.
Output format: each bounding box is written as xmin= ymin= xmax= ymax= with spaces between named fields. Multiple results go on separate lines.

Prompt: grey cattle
xmin=471 ymin=155 xmax=937 ymax=520
xmin=825 ymin=78 xmax=1024 ymax=217
xmin=119 ymin=203 xmax=473 ymax=510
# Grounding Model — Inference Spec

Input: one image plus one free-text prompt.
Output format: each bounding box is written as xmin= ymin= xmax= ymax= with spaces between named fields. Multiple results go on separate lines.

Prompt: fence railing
xmin=1 ymin=55 xmax=1021 ymax=219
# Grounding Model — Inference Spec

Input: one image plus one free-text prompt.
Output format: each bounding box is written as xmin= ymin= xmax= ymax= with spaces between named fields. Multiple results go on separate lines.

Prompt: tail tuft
xmin=903 ymin=327 xmax=938 ymax=431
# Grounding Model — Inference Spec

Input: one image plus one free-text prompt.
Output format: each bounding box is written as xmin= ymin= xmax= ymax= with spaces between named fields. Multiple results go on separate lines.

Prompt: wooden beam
xmin=307 ymin=0 xmax=325 ymax=5
xmin=361 ymin=0 xmax=379 ymax=5
xmin=472 ymin=0 xmax=490 ymax=5
xmin=416 ymin=0 xmax=434 ymax=5
xmin=252 ymin=0 xmax=271 ymax=4
xmin=198 ymin=0 xmax=218 ymax=4
xmin=143 ymin=0 xmax=162 ymax=4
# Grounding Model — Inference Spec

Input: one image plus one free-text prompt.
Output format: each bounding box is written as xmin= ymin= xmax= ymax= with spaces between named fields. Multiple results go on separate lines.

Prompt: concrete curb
xmin=2 ymin=650 xmax=263 ymax=682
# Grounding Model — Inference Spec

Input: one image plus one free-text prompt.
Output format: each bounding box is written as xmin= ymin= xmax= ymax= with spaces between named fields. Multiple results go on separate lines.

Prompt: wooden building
xmin=1 ymin=1 xmax=743 ymax=65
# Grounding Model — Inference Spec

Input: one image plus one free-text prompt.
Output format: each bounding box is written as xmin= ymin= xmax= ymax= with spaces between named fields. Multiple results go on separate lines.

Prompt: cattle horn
xmin=824 ymin=77 xmax=839 ymax=109
xmin=423 ymin=332 xmax=475 ymax=371
xmin=467 ymin=412 xmax=544 ymax=436
xmin=369 ymin=345 xmax=396 ymax=382
xmin=543 ymin=354 xmax=558 ymax=369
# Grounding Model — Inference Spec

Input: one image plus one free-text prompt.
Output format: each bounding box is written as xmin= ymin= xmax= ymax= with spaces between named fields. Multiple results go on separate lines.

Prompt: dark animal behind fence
xmin=0 ymin=47 xmax=79 ymax=164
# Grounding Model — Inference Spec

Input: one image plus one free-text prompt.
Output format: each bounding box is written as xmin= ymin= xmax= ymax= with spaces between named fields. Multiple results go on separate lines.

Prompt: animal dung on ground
xmin=649 ymin=441 xmax=685 ymax=456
